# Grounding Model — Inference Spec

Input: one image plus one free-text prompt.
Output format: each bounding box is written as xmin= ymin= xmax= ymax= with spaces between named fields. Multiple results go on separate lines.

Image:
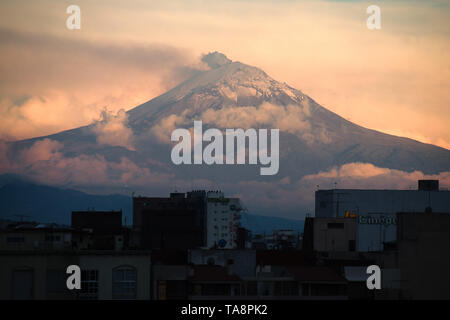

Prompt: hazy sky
xmin=1 ymin=0 xmax=449 ymax=149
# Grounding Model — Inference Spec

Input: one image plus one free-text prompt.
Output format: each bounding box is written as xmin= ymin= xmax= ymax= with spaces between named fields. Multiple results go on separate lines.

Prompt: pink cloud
xmin=0 ymin=138 xmax=172 ymax=188
xmin=92 ymin=109 xmax=135 ymax=151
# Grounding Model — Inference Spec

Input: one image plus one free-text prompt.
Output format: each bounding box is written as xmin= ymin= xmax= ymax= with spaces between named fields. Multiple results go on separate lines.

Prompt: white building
xmin=206 ymin=191 xmax=242 ymax=249
xmin=315 ymin=180 xmax=450 ymax=252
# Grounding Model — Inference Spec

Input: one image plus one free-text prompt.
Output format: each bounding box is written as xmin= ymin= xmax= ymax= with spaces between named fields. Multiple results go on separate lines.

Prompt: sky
xmin=0 ymin=0 xmax=449 ymax=149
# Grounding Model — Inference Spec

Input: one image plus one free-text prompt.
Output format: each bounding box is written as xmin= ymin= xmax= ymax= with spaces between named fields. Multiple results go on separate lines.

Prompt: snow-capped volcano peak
xmin=202 ymin=51 xmax=232 ymax=69
xmin=128 ymin=52 xmax=305 ymax=123
xmin=5 ymin=51 xmax=450 ymax=219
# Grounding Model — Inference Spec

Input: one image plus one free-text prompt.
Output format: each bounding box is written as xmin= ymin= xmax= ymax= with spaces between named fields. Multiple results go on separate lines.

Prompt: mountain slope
xmin=2 ymin=52 xmax=449 ymax=218
xmin=0 ymin=174 xmax=132 ymax=225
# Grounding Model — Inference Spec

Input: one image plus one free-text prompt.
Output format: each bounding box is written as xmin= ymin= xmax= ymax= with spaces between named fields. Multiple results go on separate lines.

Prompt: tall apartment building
xmin=206 ymin=191 xmax=242 ymax=249
xmin=132 ymin=190 xmax=242 ymax=250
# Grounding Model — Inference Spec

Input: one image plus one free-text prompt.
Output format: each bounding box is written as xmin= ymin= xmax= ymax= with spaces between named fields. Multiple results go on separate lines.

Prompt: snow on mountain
xmin=2 ymin=52 xmax=450 ymax=218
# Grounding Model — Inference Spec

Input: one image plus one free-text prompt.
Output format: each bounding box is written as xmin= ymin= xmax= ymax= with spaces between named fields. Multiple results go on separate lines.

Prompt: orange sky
xmin=0 ymin=0 xmax=449 ymax=149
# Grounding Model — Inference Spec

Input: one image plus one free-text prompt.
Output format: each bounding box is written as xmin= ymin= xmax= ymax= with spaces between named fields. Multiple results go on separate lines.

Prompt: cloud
xmin=0 ymin=140 xmax=11 ymax=173
xmin=151 ymin=112 xmax=189 ymax=144
xmin=1 ymin=0 xmax=449 ymax=150
xmin=0 ymin=28 xmax=203 ymax=141
xmin=301 ymin=162 xmax=450 ymax=190
xmin=19 ymin=138 xmax=62 ymax=164
xmin=151 ymin=101 xmax=331 ymax=145
xmin=0 ymin=138 xmax=172 ymax=188
xmin=219 ymin=162 xmax=450 ymax=218
xmin=92 ymin=109 xmax=135 ymax=150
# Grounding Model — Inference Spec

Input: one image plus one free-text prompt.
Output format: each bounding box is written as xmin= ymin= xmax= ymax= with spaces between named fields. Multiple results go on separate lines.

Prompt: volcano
xmin=3 ymin=52 xmax=450 ymax=218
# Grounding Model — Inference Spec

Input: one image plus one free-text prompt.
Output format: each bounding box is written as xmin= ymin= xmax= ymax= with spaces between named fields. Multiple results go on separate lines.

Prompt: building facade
xmin=206 ymin=191 xmax=242 ymax=249
xmin=0 ymin=251 xmax=151 ymax=300
xmin=132 ymin=192 xmax=207 ymax=249
xmin=315 ymin=180 xmax=450 ymax=251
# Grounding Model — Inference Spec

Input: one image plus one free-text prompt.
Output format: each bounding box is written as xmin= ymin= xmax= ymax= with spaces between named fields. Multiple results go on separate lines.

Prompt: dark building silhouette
xmin=133 ymin=192 xmax=207 ymax=249
xmin=396 ymin=211 xmax=450 ymax=299
xmin=236 ymin=227 xmax=250 ymax=249
xmin=72 ymin=210 xmax=122 ymax=234
xmin=71 ymin=210 xmax=124 ymax=250
xmin=418 ymin=179 xmax=439 ymax=191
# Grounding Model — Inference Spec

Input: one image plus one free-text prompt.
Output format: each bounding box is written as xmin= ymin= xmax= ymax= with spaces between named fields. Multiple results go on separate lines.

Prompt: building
xmin=0 ymin=250 xmax=151 ymax=300
xmin=78 ymin=251 xmax=151 ymax=300
xmin=396 ymin=211 xmax=450 ymax=299
xmin=250 ymin=230 xmax=301 ymax=251
xmin=253 ymin=251 xmax=347 ymax=299
xmin=133 ymin=191 xmax=207 ymax=249
xmin=151 ymin=249 xmax=189 ymax=300
xmin=315 ymin=180 xmax=450 ymax=251
xmin=0 ymin=222 xmax=89 ymax=251
xmin=206 ymin=191 xmax=242 ymax=249
xmin=189 ymin=249 xmax=256 ymax=278
xmin=188 ymin=265 xmax=243 ymax=299
xmin=72 ymin=210 xmax=122 ymax=234
xmin=133 ymin=190 xmax=243 ymax=250
xmin=303 ymin=217 xmax=357 ymax=254
xmin=71 ymin=210 xmax=125 ymax=250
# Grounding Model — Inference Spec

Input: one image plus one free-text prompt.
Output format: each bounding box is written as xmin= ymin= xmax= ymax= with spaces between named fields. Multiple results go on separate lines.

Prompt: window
xmin=113 ymin=266 xmax=137 ymax=300
xmin=78 ymin=270 xmax=98 ymax=300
